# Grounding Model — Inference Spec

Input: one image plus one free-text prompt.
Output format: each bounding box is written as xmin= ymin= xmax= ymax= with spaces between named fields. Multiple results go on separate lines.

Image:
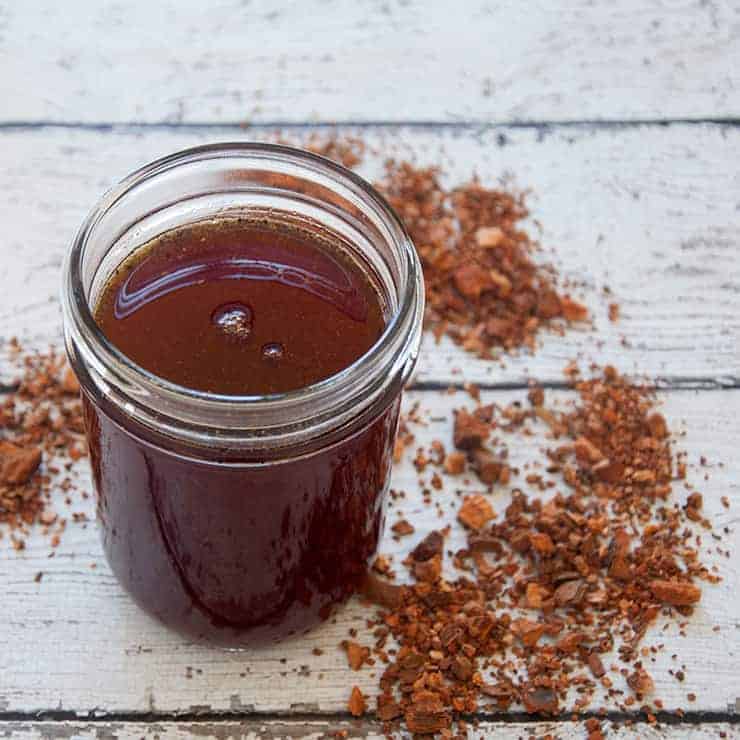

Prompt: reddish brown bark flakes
xmin=586 ymin=717 xmax=605 ymax=740
xmin=348 ymin=686 xmax=366 ymax=717
xmin=453 ymin=263 xmax=492 ymax=300
xmin=574 ymin=436 xmax=604 ymax=464
xmin=469 ymin=448 xmax=505 ymax=485
xmin=529 ymin=531 xmax=555 ymax=555
xmin=561 ymin=296 xmax=589 ymax=322
xmin=647 ymin=412 xmax=669 ymax=439
xmin=525 ymin=582 xmax=546 ymax=609
xmin=475 ymin=226 xmax=504 ymax=248
xmin=522 ymin=686 xmax=559 ymax=714
xmin=627 ymin=668 xmax=655 ymax=697
xmin=511 ymin=618 xmax=546 ymax=647
xmin=343 ymin=641 xmax=370 ymax=671
xmin=588 ymin=653 xmax=606 ymax=678
xmin=410 ymin=530 xmax=445 ymax=562
xmin=650 ymin=579 xmax=701 ymax=606
xmin=359 ymin=571 xmax=402 ymax=609
xmin=404 ymin=690 xmax=452 ymax=734
xmin=379 ymin=161 xmax=590 ymax=358
xmin=457 ymin=494 xmax=495 ymax=530
xmin=0 ymin=346 xmax=87 ymax=548
xmin=376 ymin=693 xmax=403 ymax=721
xmin=443 ymin=451 xmax=466 ymax=475
xmin=304 ymin=134 xmax=366 ymax=170
xmin=391 ymin=519 xmax=415 ymax=537
xmin=527 ymin=385 xmax=545 ymax=407
xmin=553 ymin=579 xmax=585 ymax=607
xmin=362 ymin=364 xmax=717 ymax=734
xmin=352 ymin=366 xmax=717 ymax=737
xmin=452 ymin=408 xmax=489 ymax=450
xmin=0 ymin=441 xmax=41 ymax=485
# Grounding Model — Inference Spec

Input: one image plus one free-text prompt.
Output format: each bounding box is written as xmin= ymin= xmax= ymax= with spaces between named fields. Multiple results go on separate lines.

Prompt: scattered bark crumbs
xmin=348 ymin=685 xmax=367 ymax=717
xmin=360 ymin=367 xmax=719 ymax=736
xmin=342 ymin=640 xmax=371 ymax=671
xmin=0 ymin=341 xmax=88 ymax=551
xmin=379 ymin=161 xmax=589 ymax=358
xmin=302 ymin=133 xmax=366 ymax=170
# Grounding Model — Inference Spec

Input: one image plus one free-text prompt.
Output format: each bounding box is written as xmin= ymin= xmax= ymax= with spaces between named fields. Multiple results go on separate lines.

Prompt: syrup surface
xmin=94 ymin=218 xmax=385 ymax=395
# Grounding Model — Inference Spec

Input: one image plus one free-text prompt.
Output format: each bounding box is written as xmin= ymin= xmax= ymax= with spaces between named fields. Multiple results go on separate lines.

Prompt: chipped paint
xmin=228 ymin=695 xmax=255 ymax=713
xmin=187 ymin=705 xmax=214 ymax=714
xmin=146 ymin=687 xmax=156 ymax=713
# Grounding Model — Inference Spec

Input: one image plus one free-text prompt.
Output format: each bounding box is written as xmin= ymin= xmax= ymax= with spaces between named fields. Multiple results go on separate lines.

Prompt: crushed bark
xmin=378 ymin=161 xmax=589 ymax=358
xmin=342 ymin=640 xmax=370 ymax=671
xmin=348 ymin=685 xmax=367 ymax=717
xmin=301 ymin=133 xmax=367 ymax=170
xmin=0 ymin=341 xmax=87 ymax=550
xmin=359 ymin=367 xmax=719 ymax=736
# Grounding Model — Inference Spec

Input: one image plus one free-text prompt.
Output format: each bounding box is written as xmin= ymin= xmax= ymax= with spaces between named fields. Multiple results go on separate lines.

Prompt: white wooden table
xmin=1 ymin=2 xmax=739 ymax=737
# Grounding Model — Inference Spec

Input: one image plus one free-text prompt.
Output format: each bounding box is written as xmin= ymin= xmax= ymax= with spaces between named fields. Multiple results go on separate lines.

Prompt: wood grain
xmin=0 ymin=388 xmax=736 ymax=716
xmin=2 ymin=1 xmax=738 ymax=732
xmin=0 ymin=719 xmax=736 ymax=739
xmin=0 ymin=124 xmax=738 ymax=386
xmin=1 ymin=1 xmax=738 ymax=125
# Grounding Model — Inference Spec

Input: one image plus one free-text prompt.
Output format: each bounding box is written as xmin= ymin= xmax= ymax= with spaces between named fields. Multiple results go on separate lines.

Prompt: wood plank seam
xmin=0 ymin=119 xmax=739 ymax=132
xmin=0 ymin=710 xmax=736 ymax=725
xmin=1 ymin=720 xmax=738 ymax=740
xmin=409 ymin=378 xmax=740 ymax=392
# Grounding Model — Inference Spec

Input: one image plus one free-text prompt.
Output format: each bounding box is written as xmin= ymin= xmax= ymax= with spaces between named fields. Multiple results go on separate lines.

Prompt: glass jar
xmin=61 ymin=143 xmax=424 ymax=646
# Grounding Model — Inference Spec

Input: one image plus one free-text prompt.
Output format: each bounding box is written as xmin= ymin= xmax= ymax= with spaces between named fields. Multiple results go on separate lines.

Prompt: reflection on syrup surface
xmin=95 ymin=218 xmax=385 ymax=395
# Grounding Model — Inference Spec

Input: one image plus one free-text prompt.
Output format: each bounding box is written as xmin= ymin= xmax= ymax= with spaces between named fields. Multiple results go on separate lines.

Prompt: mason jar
xmin=61 ymin=143 xmax=424 ymax=646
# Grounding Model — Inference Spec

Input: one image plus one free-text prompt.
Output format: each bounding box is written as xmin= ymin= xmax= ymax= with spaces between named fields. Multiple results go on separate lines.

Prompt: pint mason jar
xmin=61 ymin=143 xmax=424 ymax=646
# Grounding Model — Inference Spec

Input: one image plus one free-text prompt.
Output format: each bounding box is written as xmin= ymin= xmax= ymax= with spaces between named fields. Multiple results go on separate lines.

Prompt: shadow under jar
xmin=61 ymin=143 xmax=424 ymax=646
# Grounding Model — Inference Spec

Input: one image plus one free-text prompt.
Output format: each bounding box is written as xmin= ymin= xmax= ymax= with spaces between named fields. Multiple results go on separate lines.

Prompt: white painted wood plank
xmin=0 ymin=124 xmax=738 ymax=385
xmin=1 ymin=1 xmax=738 ymax=124
xmin=0 ymin=720 xmax=736 ymax=739
xmin=0 ymin=388 xmax=736 ymax=715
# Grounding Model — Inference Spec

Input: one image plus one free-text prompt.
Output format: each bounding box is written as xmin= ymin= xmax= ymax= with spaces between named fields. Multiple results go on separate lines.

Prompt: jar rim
xmin=62 ymin=142 xmax=424 ymax=450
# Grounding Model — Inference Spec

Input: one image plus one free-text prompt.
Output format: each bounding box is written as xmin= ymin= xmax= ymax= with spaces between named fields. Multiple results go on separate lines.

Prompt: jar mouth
xmin=62 ymin=143 xmax=424 ymax=451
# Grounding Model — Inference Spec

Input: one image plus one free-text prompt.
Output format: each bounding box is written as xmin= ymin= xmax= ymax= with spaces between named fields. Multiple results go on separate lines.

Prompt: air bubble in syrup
xmin=262 ymin=342 xmax=285 ymax=361
xmin=211 ymin=301 xmax=253 ymax=341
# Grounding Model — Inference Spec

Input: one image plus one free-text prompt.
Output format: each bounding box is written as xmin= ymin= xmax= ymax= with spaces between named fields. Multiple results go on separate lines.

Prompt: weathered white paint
xmin=0 ymin=387 xmax=736 ymax=716
xmin=0 ymin=720 xmax=736 ymax=739
xmin=0 ymin=69 xmax=738 ymax=728
xmin=0 ymin=124 xmax=739 ymax=386
xmin=1 ymin=1 xmax=738 ymax=124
